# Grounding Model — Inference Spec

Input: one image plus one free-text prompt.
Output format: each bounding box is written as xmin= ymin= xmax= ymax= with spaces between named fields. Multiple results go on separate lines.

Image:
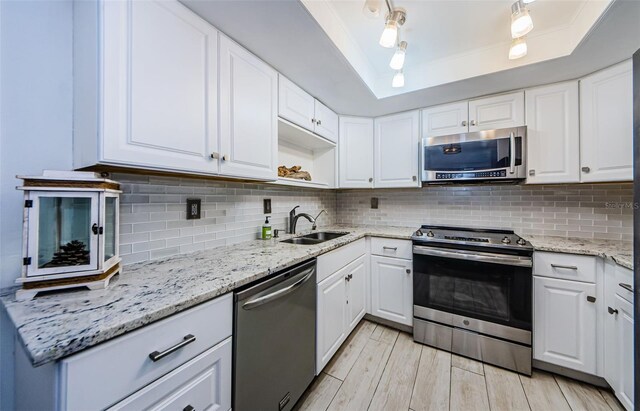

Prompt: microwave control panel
xmin=435 ymin=170 xmax=507 ymax=180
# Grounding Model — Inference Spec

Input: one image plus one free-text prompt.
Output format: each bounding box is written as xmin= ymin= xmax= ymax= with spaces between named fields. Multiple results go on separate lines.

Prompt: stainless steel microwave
xmin=421 ymin=126 xmax=527 ymax=183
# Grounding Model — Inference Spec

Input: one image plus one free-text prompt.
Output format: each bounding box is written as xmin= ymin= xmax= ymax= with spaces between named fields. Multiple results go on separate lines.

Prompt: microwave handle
xmin=509 ymin=131 xmax=516 ymax=175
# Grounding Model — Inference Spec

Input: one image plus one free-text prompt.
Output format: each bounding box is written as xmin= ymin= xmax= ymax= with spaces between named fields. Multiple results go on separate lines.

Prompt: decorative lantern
xmin=16 ymin=171 xmax=121 ymax=300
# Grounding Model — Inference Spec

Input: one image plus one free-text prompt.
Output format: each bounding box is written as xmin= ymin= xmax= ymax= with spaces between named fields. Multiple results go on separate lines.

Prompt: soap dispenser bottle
xmin=262 ymin=216 xmax=272 ymax=240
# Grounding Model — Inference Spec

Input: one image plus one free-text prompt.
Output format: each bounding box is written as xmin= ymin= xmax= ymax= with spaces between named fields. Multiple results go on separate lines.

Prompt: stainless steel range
xmin=411 ymin=225 xmax=533 ymax=375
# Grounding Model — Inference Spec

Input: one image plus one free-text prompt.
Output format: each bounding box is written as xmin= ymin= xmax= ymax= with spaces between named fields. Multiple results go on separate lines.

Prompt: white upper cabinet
xmin=278 ymin=75 xmax=339 ymax=143
xmin=525 ymin=81 xmax=580 ymax=184
xmin=580 ymin=60 xmax=633 ymax=182
xmin=533 ymin=276 xmax=597 ymax=375
xmin=374 ymin=111 xmax=420 ymax=188
xmin=219 ymin=35 xmax=278 ymax=180
xmin=339 ymin=117 xmax=374 ymax=188
xmin=314 ymin=100 xmax=339 ymax=143
xmin=421 ymin=101 xmax=468 ymax=137
xmin=278 ymin=75 xmax=316 ymax=131
xmin=468 ymin=91 xmax=525 ymax=132
xmin=75 ymin=0 xmax=219 ymax=174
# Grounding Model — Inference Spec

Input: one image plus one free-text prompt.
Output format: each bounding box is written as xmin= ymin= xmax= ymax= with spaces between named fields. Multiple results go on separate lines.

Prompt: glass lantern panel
xmin=37 ymin=197 xmax=92 ymax=268
xmin=104 ymin=197 xmax=117 ymax=262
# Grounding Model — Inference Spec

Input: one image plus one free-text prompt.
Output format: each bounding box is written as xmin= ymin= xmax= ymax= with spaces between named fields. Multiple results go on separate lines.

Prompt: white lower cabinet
xmin=108 ymin=337 xmax=232 ymax=411
xmin=533 ymin=276 xmax=597 ymax=374
xmin=613 ymin=294 xmax=634 ymax=410
xmin=316 ymin=254 xmax=367 ymax=372
xmin=370 ymin=255 xmax=413 ymax=326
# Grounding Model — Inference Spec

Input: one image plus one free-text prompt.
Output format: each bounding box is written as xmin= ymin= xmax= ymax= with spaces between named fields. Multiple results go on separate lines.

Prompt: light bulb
xmin=509 ymin=37 xmax=528 ymax=60
xmin=379 ymin=19 xmax=398 ymax=48
xmin=389 ymin=41 xmax=407 ymax=70
xmin=511 ymin=1 xmax=533 ymax=38
xmin=392 ymin=70 xmax=405 ymax=88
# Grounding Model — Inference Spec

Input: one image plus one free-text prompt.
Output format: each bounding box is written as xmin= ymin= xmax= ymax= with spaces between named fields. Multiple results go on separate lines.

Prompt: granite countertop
xmin=1 ymin=224 xmax=632 ymax=367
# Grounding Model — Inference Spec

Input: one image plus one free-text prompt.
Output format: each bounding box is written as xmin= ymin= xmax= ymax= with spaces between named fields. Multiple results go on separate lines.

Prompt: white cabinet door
xmin=374 ymin=111 xmax=420 ymax=188
xmin=278 ymin=75 xmax=315 ymax=132
xmin=101 ymin=0 xmax=219 ymax=174
xmin=533 ymin=277 xmax=597 ymax=374
xmin=614 ymin=294 xmax=634 ymax=410
xmin=604 ymin=262 xmax=619 ymax=390
xmin=468 ymin=91 xmax=525 ymax=132
xmin=317 ymin=268 xmax=348 ymax=372
xmin=370 ymin=256 xmax=413 ymax=326
xmin=314 ymin=100 xmax=339 ymax=143
xmin=347 ymin=256 xmax=367 ymax=331
xmin=580 ymin=60 xmax=633 ymax=182
xmin=219 ymin=35 xmax=278 ymax=180
xmin=421 ymin=101 xmax=469 ymax=137
xmin=525 ymin=82 xmax=580 ymax=184
xmin=339 ymin=117 xmax=374 ymax=188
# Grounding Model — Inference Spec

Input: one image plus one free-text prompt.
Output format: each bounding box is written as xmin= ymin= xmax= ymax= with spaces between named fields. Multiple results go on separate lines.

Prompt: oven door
xmin=421 ymin=127 xmax=525 ymax=182
xmin=413 ymin=245 xmax=532 ymax=331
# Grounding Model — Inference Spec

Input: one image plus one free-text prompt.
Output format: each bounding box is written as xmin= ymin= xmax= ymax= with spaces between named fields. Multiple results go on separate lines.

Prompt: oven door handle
xmin=509 ymin=131 xmax=516 ymax=175
xmin=413 ymin=246 xmax=532 ymax=267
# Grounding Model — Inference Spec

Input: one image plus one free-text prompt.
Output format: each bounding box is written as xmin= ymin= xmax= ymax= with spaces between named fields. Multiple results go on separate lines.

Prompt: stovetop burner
xmin=412 ymin=225 xmax=532 ymax=251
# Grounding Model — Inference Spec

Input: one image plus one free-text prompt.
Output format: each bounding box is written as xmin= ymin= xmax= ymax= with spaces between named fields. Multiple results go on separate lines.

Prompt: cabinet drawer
xmin=317 ymin=238 xmax=365 ymax=283
xmin=534 ymin=252 xmax=597 ymax=283
xmin=370 ymin=237 xmax=412 ymax=260
xmin=60 ymin=294 xmax=232 ymax=411
xmin=108 ymin=337 xmax=232 ymax=411
xmin=615 ymin=265 xmax=634 ymax=303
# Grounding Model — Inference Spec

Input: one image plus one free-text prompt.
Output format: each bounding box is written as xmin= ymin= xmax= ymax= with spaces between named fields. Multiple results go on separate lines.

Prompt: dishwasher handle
xmin=242 ymin=267 xmax=315 ymax=310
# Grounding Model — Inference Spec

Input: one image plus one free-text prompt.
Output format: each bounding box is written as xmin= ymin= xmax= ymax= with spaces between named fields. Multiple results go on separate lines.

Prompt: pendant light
xmin=511 ymin=0 xmax=533 ymax=39
xmin=392 ymin=70 xmax=405 ymax=88
xmin=508 ymin=37 xmax=528 ymax=60
xmin=379 ymin=9 xmax=406 ymax=48
xmin=389 ymin=41 xmax=407 ymax=70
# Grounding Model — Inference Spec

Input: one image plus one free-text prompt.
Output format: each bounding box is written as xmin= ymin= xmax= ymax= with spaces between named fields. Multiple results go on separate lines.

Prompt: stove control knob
xmin=426 ymin=231 xmax=435 ymax=238
xmin=516 ymin=238 xmax=527 ymax=246
xmin=501 ymin=236 xmax=511 ymax=244
xmin=414 ymin=229 xmax=423 ymax=236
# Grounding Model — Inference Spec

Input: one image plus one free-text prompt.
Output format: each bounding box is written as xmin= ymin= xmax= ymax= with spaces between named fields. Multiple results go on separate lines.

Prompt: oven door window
xmin=423 ymin=137 xmax=522 ymax=171
xmin=414 ymin=253 xmax=531 ymax=330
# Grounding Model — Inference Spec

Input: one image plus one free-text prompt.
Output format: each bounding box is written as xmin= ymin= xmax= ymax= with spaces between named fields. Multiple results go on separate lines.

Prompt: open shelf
xmin=278 ymin=118 xmax=336 ymax=150
xmin=274 ymin=177 xmax=330 ymax=188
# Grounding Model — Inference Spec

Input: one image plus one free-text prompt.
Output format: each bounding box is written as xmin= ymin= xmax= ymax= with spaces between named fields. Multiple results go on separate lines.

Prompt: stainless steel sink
xmin=281 ymin=232 xmax=348 ymax=245
xmin=300 ymin=232 xmax=348 ymax=241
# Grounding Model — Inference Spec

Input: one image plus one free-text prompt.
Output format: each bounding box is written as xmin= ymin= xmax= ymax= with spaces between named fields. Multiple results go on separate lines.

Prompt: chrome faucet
xmin=289 ymin=206 xmax=327 ymax=234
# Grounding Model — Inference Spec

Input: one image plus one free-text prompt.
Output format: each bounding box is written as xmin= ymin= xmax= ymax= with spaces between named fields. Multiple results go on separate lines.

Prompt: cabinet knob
xmin=412 ymin=176 xmax=417 ymax=181
xmin=369 ymin=177 xmax=373 ymax=183
xmin=222 ymin=155 xmax=228 ymax=161
xmin=316 ymin=119 xmax=322 ymax=126
xmin=581 ymin=166 xmax=590 ymax=173
xmin=311 ymin=118 xmax=316 ymax=124
xmin=209 ymin=152 xmax=219 ymax=160
xmin=470 ymin=120 xmax=477 ymax=126
xmin=183 ymin=406 xmax=195 ymax=411
xmin=586 ymin=296 xmax=596 ymax=303
xmin=608 ymin=306 xmax=619 ymax=315
xmin=461 ymin=120 xmax=467 ymax=127
xmin=529 ymin=169 xmax=535 ymax=176
xmin=406 ymin=269 xmax=411 ymax=274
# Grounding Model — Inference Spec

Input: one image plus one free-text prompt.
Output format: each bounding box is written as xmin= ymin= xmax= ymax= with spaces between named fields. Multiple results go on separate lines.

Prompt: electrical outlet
xmin=263 ymin=198 xmax=272 ymax=214
xmin=186 ymin=198 xmax=201 ymax=220
xmin=371 ymin=197 xmax=379 ymax=209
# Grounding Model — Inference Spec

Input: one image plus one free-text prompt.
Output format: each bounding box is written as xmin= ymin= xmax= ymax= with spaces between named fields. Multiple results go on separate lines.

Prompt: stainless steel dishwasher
xmin=233 ymin=259 xmax=316 ymax=411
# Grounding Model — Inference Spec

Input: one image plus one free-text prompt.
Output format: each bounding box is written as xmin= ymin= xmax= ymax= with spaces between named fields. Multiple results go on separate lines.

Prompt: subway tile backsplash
xmin=115 ymin=174 xmax=632 ymax=266
xmin=114 ymin=174 xmax=337 ymax=265
xmin=335 ymin=183 xmax=633 ymax=241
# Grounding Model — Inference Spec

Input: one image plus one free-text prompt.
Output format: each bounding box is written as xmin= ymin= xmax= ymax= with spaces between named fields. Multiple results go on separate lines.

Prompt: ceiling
xmin=181 ymin=0 xmax=640 ymax=117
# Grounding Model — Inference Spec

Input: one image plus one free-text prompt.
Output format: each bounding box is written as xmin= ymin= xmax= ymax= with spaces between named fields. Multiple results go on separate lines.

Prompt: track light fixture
xmin=508 ymin=37 xmax=528 ymax=60
xmin=389 ymin=41 xmax=407 ymax=70
xmin=510 ymin=0 xmax=533 ymax=39
xmin=379 ymin=9 xmax=406 ymax=48
xmin=392 ymin=70 xmax=405 ymax=88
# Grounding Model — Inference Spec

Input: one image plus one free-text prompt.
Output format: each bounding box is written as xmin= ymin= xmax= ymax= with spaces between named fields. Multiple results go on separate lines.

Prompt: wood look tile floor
xmin=294 ymin=320 xmax=624 ymax=411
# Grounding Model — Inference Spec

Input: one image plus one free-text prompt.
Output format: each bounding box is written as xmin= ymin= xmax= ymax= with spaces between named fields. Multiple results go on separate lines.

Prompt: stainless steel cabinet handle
xmin=184 ymin=406 xmax=195 ymax=411
xmin=586 ymin=296 xmax=596 ymax=303
xmin=461 ymin=120 xmax=467 ymax=127
xmin=529 ymin=169 xmax=535 ymax=176
xmin=209 ymin=152 xmax=219 ymax=160
xmin=316 ymin=119 xmax=322 ymax=126
xmin=149 ymin=334 xmax=196 ymax=362
xmin=582 ymin=166 xmax=590 ymax=173
xmin=551 ymin=264 xmax=578 ymax=270
xmin=242 ymin=268 xmax=315 ymax=310
xmin=413 ymin=245 xmax=532 ymax=267
xmin=608 ymin=306 xmax=619 ymax=315
xmin=619 ymin=283 xmax=633 ymax=292
xmin=470 ymin=120 xmax=477 ymax=126
xmin=222 ymin=155 xmax=228 ymax=161
xmin=509 ymin=131 xmax=516 ymax=175
xmin=383 ymin=246 xmax=398 ymax=251
xmin=369 ymin=177 xmax=373 ymax=183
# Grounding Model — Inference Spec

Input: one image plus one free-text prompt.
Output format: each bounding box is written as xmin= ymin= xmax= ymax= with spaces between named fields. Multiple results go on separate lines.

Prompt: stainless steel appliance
xmin=412 ymin=225 xmax=533 ymax=375
xmin=421 ymin=127 xmax=527 ymax=183
xmin=234 ymin=259 xmax=316 ymax=411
